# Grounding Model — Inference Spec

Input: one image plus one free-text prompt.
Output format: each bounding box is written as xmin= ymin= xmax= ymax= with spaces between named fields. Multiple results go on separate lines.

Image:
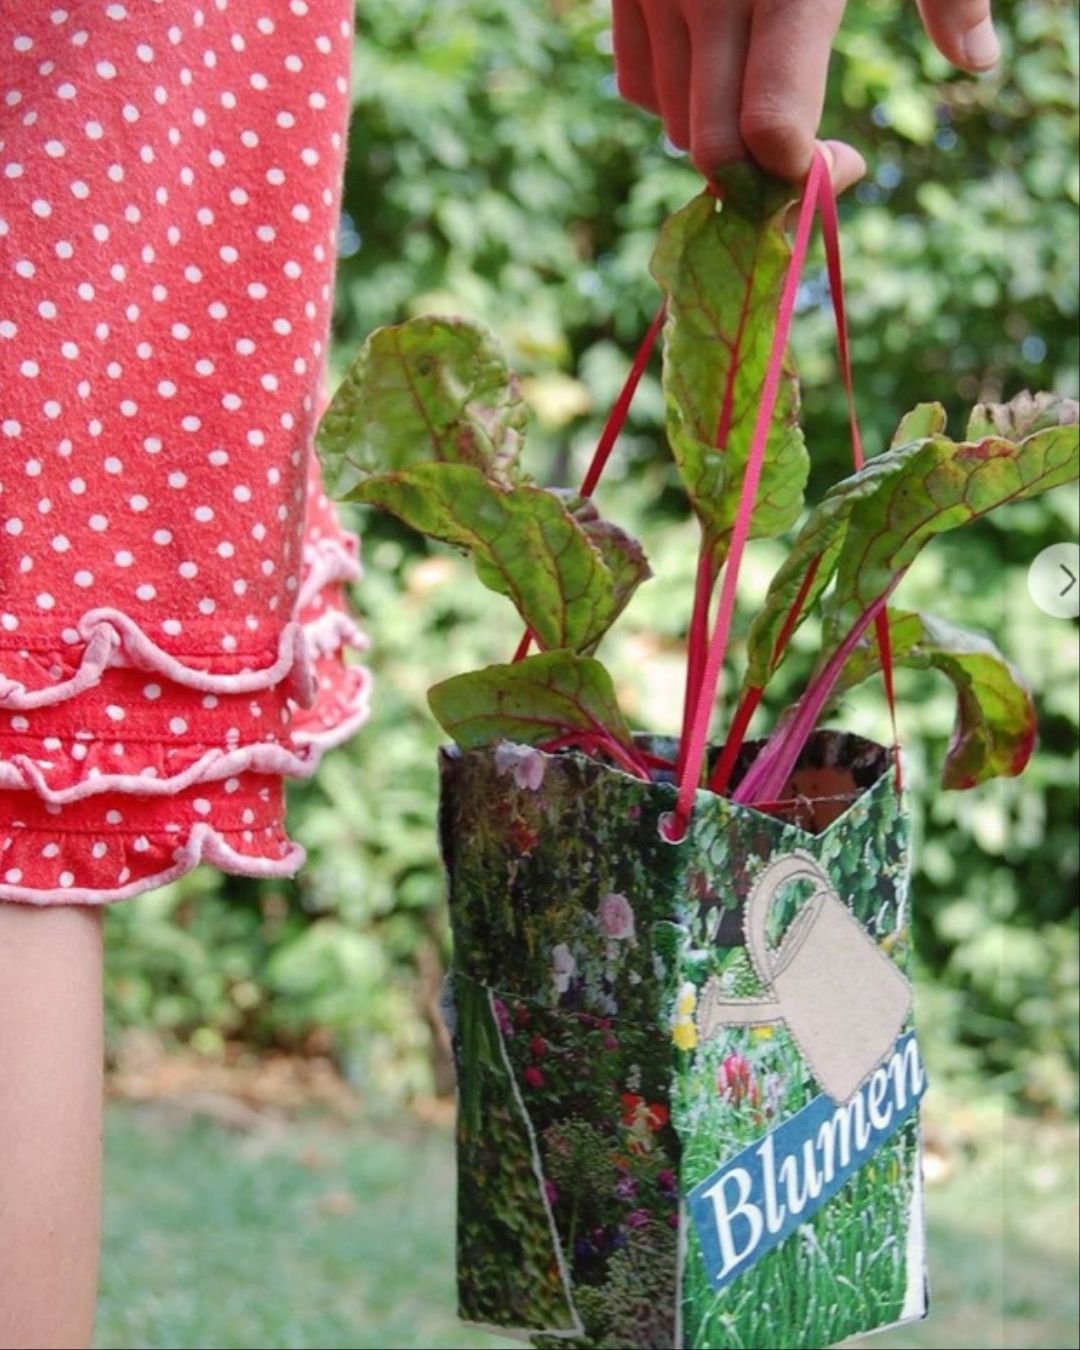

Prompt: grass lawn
xmin=95 ymin=1092 xmax=1078 ymax=1350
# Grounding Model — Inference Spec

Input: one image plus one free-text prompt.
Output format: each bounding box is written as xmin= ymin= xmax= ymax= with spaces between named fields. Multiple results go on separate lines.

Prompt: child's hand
xmin=612 ymin=0 xmax=999 ymax=189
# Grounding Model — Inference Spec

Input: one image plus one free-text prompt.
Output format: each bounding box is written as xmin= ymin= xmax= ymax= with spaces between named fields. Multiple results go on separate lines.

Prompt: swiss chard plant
xmin=318 ymin=167 xmax=1079 ymax=809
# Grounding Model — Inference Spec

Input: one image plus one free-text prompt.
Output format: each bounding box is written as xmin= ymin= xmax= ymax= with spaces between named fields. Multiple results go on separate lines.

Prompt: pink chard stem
xmin=708 ymin=683 xmax=764 ymax=796
xmin=677 ymin=545 xmax=719 ymax=782
xmin=733 ymin=576 xmax=904 ymax=806
xmin=539 ymin=731 xmax=651 ymax=782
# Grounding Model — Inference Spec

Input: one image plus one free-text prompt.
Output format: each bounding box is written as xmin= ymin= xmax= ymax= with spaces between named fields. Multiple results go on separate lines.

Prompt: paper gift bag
xmin=440 ymin=729 xmax=927 ymax=1350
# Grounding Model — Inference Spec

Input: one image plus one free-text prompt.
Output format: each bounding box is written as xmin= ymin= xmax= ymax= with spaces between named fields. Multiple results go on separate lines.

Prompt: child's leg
xmin=0 ymin=904 xmax=104 ymax=1350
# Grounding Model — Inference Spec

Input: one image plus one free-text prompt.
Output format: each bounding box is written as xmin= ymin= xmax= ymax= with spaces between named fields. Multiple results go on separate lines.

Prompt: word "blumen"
xmin=689 ymin=1032 xmax=926 ymax=1291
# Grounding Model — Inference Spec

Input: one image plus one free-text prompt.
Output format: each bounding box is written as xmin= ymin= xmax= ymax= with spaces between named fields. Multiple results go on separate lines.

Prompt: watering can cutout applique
xmin=696 ymin=851 xmax=912 ymax=1105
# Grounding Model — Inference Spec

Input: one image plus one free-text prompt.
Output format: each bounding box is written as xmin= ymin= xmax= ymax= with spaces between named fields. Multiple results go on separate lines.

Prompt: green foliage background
xmin=104 ymin=0 xmax=1079 ymax=1114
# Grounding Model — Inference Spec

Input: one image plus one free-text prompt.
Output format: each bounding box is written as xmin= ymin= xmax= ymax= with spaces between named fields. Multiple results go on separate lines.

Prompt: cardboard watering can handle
xmin=694 ymin=852 xmax=833 ymax=1033
xmin=744 ymin=852 xmax=833 ymax=988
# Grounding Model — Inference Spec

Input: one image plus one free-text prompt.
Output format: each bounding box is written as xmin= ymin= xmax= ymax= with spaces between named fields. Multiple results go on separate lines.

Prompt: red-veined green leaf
xmin=317 ymin=316 xmax=527 ymax=497
xmin=833 ymin=609 xmax=1037 ymax=788
xmin=649 ymin=167 xmax=809 ymax=564
xmin=428 ymin=651 xmax=634 ymax=754
xmin=353 ymin=464 xmax=648 ymax=654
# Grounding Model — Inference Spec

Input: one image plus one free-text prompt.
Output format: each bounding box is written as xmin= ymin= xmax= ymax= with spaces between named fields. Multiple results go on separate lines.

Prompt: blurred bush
xmin=104 ymin=0 xmax=1079 ymax=1114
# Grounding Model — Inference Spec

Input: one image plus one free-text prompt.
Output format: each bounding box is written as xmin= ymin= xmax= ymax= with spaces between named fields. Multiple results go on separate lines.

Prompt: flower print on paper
xmin=552 ymin=943 xmax=577 ymax=998
xmin=671 ymin=980 xmax=699 ymax=1051
xmin=620 ymin=1093 xmax=670 ymax=1154
xmin=493 ymin=741 xmax=547 ymax=791
xmin=614 ymin=1172 xmax=638 ymax=1202
xmin=716 ymin=1051 xmax=759 ymax=1108
xmin=598 ymin=891 xmax=636 ymax=941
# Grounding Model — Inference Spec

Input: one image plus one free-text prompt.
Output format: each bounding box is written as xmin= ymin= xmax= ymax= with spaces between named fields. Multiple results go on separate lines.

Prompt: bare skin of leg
xmin=0 ymin=903 xmax=104 ymax=1350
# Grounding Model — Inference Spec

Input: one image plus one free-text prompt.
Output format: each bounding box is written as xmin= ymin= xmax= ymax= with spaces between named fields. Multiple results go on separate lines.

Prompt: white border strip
xmin=487 ymin=986 xmax=585 ymax=1341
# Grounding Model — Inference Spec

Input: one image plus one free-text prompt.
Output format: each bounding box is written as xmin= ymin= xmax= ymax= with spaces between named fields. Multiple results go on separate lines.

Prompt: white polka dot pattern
xmin=1 ymin=3 xmax=370 ymax=903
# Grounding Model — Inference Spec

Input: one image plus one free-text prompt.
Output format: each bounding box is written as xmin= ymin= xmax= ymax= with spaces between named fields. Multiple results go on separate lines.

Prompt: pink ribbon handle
xmin=508 ymin=147 xmax=899 ymax=835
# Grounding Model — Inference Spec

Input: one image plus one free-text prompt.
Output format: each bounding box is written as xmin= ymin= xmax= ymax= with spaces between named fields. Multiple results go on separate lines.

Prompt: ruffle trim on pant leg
xmin=0 ymin=617 xmax=371 ymax=804
xmin=1 ymin=611 xmax=317 ymax=711
xmin=0 ymin=530 xmax=371 ymax=903
xmin=0 ymin=777 xmax=305 ymax=905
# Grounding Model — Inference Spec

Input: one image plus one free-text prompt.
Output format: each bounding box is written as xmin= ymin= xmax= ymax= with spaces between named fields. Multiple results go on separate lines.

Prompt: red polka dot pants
xmin=1 ymin=2 xmax=371 ymax=902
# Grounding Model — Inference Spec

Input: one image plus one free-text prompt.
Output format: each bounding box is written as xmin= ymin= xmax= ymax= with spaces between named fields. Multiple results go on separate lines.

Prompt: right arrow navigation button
xmin=1029 ymin=543 xmax=1080 ymax=619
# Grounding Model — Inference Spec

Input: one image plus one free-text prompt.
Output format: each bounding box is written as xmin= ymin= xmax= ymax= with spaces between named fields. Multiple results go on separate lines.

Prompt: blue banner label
xmin=688 ymin=1031 xmax=926 ymax=1292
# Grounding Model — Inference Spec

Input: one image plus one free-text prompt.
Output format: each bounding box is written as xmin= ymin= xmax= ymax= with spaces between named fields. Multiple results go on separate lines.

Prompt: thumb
xmin=915 ymin=0 xmax=1000 ymax=73
xmin=782 ymin=141 xmax=866 ymax=229
xmin=819 ymin=140 xmax=867 ymax=196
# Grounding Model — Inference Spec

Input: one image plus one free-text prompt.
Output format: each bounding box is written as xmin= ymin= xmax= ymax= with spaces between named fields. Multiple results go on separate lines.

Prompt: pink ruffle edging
xmin=0 ymin=533 xmax=371 ymax=905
